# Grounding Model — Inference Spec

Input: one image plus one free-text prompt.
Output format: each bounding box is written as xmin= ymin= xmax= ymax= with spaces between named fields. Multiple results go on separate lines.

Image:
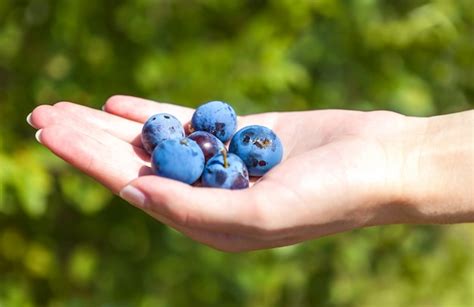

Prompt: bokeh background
xmin=1 ymin=0 xmax=473 ymax=306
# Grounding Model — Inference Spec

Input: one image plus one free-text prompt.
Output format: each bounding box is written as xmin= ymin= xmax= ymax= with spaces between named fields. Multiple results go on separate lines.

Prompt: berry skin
xmin=188 ymin=131 xmax=226 ymax=163
xmin=141 ymin=113 xmax=185 ymax=154
xmin=202 ymin=152 xmax=249 ymax=189
xmin=229 ymin=125 xmax=283 ymax=176
xmin=191 ymin=101 xmax=237 ymax=142
xmin=151 ymin=138 xmax=204 ymax=184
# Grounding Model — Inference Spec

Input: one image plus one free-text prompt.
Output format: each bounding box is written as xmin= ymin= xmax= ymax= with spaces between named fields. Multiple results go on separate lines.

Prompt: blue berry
xmin=188 ymin=131 xmax=226 ymax=163
xmin=229 ymin=125 xmax=283 ymax=176
xmin=191 ymin=101 xmax=237 ymax=142
xmin=141 ymin=113 xmax=185 ymax=154
xmin=151 ymin=138 xmax=204 ymax=184
xmin=202 ymin=152 xmax=249 ymax=189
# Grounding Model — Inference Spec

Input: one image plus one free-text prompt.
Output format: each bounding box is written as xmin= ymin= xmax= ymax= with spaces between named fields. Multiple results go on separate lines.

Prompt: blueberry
xmin=141 ymin=113 xmax=185 ymax=154
xmin=151 ymin=138 xmax=205 ymax=184
xmin=202 ymin=152 xmax=249 ymax=189
xmin=229 ymin=125 xmax=283 ymax=176
xmin=188 ymin=131 xmax=226 ymax=163
xmin=191 ymin=101 xmax=237 ymax=142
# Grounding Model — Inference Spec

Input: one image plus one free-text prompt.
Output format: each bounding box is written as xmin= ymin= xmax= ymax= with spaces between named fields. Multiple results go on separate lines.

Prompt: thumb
xmin=119 ymin=175 xmax=262 ymax=233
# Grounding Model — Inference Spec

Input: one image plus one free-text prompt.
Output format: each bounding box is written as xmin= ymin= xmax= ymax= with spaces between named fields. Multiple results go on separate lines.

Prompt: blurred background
xmin=1 ymin=0 xmax=473 ymax=306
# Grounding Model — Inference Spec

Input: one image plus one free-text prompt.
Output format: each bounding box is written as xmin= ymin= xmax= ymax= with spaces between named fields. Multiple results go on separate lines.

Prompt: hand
xmin=28 ymin=96 xmax=474 ymax=252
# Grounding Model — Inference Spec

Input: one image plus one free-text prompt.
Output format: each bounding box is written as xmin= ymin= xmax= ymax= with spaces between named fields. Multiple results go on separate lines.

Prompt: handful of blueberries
xmin=141 ymin=101 xmax=283 ymax=189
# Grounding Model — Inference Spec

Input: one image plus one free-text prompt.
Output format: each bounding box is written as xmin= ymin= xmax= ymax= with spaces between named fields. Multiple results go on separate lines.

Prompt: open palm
xmin=30 ymin=95 xmax=409 ymax=251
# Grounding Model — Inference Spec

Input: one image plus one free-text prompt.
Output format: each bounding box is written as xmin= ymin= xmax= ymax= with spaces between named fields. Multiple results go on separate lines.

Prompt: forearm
xmin=385 ymin=110 xmax=474 ymax=225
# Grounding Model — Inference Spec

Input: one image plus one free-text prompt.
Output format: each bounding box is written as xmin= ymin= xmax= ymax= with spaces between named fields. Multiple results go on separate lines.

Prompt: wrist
xmin=380 ymin=111 xmax=474 ymax=225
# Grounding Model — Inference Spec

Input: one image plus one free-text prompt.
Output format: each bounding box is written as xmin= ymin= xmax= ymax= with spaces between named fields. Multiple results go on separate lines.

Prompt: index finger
xmin=103 ymin=95 xmax=195 ymax=124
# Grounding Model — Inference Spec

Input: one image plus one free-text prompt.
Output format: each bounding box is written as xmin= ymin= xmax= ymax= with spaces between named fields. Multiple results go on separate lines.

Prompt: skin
xmin=28 ymin=95 xmax=474 ymax=252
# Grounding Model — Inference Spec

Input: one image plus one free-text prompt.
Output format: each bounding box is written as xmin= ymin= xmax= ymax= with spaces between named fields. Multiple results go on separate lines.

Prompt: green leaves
xmin=0 ymin=147 xmax=52 ymax=217
xmin=59 ymin=172 xmax=112 ymax=215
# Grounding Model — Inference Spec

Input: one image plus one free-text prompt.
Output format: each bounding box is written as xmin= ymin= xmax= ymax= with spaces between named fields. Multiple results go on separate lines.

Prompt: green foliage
xmin=0 ymin=0 xmax=473 ymax=306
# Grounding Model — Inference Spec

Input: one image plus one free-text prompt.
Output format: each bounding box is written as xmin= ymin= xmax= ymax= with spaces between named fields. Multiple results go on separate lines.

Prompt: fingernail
xmin=26 ymin=113 xmax=33 ymax=127
xmin=35 ymin=129 xmax=43 ymax=144
xmin=120 ymin=185 xmax=147 ymax=209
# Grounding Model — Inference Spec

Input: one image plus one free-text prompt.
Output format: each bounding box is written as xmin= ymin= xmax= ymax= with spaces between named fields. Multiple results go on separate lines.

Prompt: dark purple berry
xmin=188 ymin=131 xmax=226 ymax=163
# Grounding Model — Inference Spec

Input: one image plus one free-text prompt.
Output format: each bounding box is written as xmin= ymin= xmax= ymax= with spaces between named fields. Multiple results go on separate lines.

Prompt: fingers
xmin=103 ymin=95 xmax=279 ymax=133
xmin=30 ymin=103 xmax=144 ymax=147
xmin=37 ymin=124 xmax=151 ymax=193
xmin=103 ymin=95 xmax=194 ymax=124
xmin=30 ymin=104 xmax=150 ymax=164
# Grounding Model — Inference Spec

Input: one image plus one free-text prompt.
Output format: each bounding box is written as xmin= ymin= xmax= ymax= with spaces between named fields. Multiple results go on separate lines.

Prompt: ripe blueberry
xmin=202 ymin=151 xmax=249 ymax=189
xmin=141 ymin=113 xmax=185 ymax=154
xmin=229 ymin=125 xmax=283 ymax=176
xmin=151 ymin=138 xmax=204 ymax=184
xmin=191 ymin=101 xmax=237 ymax=142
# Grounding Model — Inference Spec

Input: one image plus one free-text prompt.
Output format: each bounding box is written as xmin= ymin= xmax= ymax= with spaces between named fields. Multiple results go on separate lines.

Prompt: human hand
xmin=28 ymin=96 xmax=474 ymax=251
